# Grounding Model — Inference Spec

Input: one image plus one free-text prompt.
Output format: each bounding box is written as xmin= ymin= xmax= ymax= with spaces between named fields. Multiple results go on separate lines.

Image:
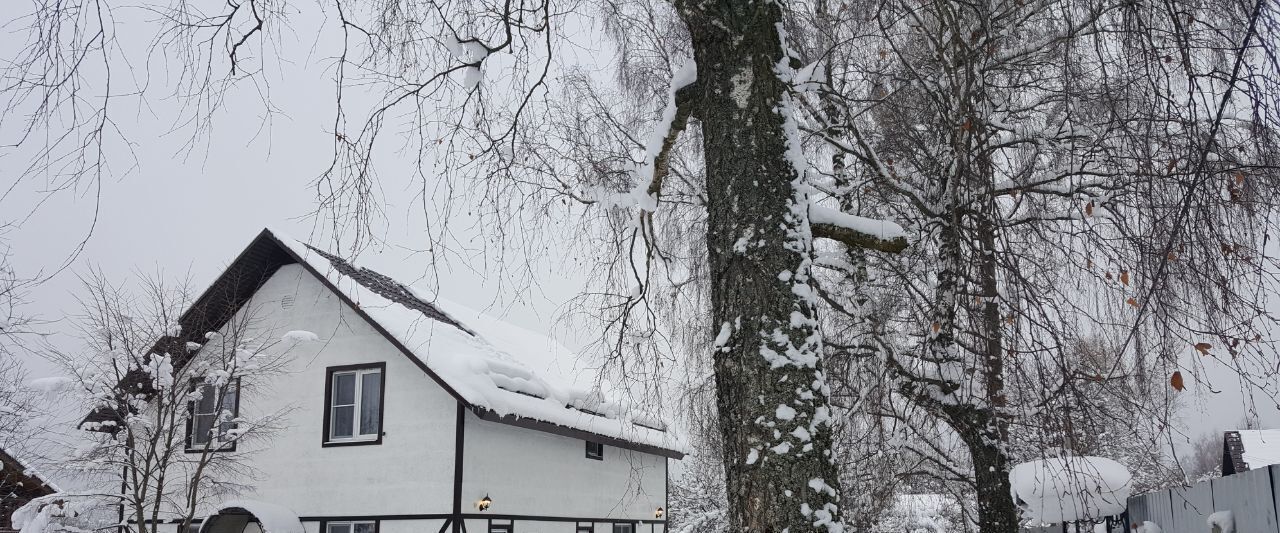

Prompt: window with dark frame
xmin=323 ymin=363 xmax=385 ymax=445
xmin=585 ymin=440 xmax=604 ymax=460
xmin=611 ymin=524 xmax=633 ymax=533
xmin=576 ymin=524 xmax=593 ymax=533
xmin=325 ymin=521 xmax=376 ymax=533
xmin=187 ymin=379 xmax=239 ymax=450
xmin=488 ymin=521 xmax=512 ymax=533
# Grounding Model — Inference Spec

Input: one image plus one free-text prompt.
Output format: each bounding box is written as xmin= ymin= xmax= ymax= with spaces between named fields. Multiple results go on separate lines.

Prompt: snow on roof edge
xmin=0 ymin=446 xmax=63 ymax=493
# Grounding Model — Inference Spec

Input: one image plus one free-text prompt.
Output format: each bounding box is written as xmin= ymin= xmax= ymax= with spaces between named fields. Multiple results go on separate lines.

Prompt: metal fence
xmin=1127 ymin=464 xmax=1280 ymax=533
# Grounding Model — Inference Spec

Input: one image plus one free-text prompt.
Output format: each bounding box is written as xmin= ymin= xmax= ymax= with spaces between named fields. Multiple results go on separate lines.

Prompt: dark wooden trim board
xmin=452 ymin=402 xmax=466 ymax=533
xmin=321 ymin=362 xmax=387 ymax=447
xmin=299 ymin=515 xmax=451 ymax=522
xmin=474 ymin=408 xmax=682 ymax=459
xmin=459 ymin=515 xmax=664 ymax=525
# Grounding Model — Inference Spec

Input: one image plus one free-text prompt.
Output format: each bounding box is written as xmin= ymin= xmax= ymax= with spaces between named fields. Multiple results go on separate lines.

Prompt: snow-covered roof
xmin=1009 ymin=456 xmax=1132 ymax=525
xmin=0 ymin=446 xmax=61 ymax=494
xmin=1231 ymin=429 xmax=1280 ymax=471
xmin=214 ymin=229 xmax=683 ymax=458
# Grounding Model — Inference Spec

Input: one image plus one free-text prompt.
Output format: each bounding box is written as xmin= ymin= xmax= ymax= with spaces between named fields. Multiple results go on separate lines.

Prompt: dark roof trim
xmin=472 ymin=407 xmax=685 ymax=459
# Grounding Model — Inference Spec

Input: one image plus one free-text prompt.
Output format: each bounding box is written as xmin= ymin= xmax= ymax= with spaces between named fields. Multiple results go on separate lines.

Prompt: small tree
xmin=16 ymin=270 xmax=294 ymax=533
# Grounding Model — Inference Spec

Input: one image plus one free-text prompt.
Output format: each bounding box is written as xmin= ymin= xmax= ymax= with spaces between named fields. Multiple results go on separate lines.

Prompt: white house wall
xmin=197 ymin=264 xmax=458 ymax=518
xmin=459 ymin=410 xmax=667 ymax=522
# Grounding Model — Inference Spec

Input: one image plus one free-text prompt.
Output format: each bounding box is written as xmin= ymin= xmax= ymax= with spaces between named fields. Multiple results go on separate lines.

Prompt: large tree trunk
xmin=676 ymin=2 xmax=844 ymax=531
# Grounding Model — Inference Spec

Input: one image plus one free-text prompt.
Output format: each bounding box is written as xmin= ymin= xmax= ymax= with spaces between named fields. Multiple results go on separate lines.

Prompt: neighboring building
xmin=0 ymin=447 xmax=58 ymax=533
xmin=90 ymin=229 xmax=682 ymax=533
xmin=1222 ymin=429 xmax=1280 ymax=476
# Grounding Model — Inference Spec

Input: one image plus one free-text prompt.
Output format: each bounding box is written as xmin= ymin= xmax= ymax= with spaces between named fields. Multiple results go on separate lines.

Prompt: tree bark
xmin=674 ymin=1 xmax=844 ymax=532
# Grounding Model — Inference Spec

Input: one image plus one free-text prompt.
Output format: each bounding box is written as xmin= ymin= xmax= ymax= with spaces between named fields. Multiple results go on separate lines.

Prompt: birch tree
xmin=16 ymin=271 xmax=293 ymax=533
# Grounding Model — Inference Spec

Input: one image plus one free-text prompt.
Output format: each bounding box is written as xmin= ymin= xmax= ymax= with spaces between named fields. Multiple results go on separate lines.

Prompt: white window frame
xmin=327 ymin=367 xmax=382 ymax=442
xmin=325 ymin=521 xmax=376 ymax=533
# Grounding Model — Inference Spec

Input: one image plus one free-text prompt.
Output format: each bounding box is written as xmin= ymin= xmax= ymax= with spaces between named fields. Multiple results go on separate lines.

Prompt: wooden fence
xmin=1127 ymin=465 xmax=1280 ymax=533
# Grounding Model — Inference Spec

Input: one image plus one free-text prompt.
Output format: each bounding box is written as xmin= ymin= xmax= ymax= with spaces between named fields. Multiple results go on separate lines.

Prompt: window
xmin=187 ymin=380 xmax=239 ymax=450
xmin=323 ymin=363 xmax=385 ymax=445
xmin=575 ymin=524 xmax=593 ymax=533
xmin=611 ymin=524 xmax=633 ymax=533
xmin=326 ymin=521 xmax=375 ymax=533
xmin=585 ymin=440 xmax=604 ymax=460
xmin=488 ymin=521 xmax=512 ymax=533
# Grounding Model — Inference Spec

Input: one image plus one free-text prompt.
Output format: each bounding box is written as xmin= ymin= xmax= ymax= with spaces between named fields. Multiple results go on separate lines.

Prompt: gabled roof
xmin=99 ymin=228 xmax=683 ymax=458
xmin=1222 ymin=429 xmax=1280 ymax=476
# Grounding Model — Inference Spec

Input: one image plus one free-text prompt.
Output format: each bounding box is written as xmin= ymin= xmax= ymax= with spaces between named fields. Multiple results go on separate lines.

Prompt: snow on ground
xmin=876 ymin=493 xmax=957 ymax=533
xmin=1009 ymin=456 xmax=1132 ymax=524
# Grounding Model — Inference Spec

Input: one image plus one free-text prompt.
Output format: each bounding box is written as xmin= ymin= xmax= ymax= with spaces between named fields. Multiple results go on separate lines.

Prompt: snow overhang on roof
xmin=95 ymin=228 xmax=684 ymax=458
xmin=0 ymin=447 xmax=61 ymax=495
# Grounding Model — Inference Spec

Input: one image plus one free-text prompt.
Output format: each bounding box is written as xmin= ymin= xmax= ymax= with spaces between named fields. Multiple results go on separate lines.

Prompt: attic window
xmin=281 ymin=295 xmax=294 ymax=309
xmin=585 ymin=441 xmax=604 ymax=460
xmin=323 ymin=363 xmax=385 ymax=446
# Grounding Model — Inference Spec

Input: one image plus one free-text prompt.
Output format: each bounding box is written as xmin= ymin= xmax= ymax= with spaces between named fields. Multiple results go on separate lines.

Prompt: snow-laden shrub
xmin=11 ymin=494 xmax=116 ymax=533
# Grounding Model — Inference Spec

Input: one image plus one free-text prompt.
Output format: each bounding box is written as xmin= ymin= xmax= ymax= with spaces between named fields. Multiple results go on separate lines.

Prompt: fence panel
xmin=1142 ymin=489 xmax=1178 ymax=533
xmin=1168 ymin=483 xmax=1215 ymax=533
xmin=1208 ymin=466 xmax=1279 ymax=533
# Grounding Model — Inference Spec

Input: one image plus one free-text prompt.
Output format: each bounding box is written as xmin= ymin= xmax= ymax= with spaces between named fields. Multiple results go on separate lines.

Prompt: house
xmin=0 ymin=447 xmax=58 ymax=533
xmin=1221 ymin=429 xmax=1280 ymax=476
xmin=100 ymin=228 xmax=682 ymax=533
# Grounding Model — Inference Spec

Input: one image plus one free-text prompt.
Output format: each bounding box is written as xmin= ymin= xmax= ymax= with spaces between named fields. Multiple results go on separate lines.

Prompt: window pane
xmin=196 ymin=384 xmax=217 ymax=414
xmin=221 ymin=386 xmax=238 ymax=413
xmin=354 ymin=523 xmax=375 ymax=533
xmin=333 ymin=373 xmax=356 ymax=405
xmin=193 ymin=414 xmax=213 ymax=445
xmin=359 ymin=372 xmax=381 ymax=435
xmin=331 ymin=405 xmax=354 ymax=438
xmin=327 ymin=524 xmax=351 ymax=533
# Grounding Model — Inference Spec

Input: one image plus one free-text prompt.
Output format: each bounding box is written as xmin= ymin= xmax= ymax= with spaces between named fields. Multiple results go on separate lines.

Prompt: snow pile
xmin=200 ymin=500 xmax=304 ymax=533
xmin=13 ymin=494 xmax=109 ymax=533
xmin=1207 ymin=511 xmax=1234 ymax=533
xmin=1135 ymin=521 xmax=1162 ymax=533
xmin=28 ymin=376 xmax=75 ymax=393
xmin=1235 ymin=429 xmax=1280 ymax=470
xmin=280 ymin=330 xmax=319 ymax=343
xmin=269 ymin=230 xmax=683 ymax=454
xmin=1009 ymin=456 xmax=1132 ymax=524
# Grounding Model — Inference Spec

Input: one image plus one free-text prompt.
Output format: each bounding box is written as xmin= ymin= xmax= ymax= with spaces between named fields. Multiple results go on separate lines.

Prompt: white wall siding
xmin=202 ymin=264 xmax=458 ymax=517
xmin=459 ymin=411 xmax=667 ymax=521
